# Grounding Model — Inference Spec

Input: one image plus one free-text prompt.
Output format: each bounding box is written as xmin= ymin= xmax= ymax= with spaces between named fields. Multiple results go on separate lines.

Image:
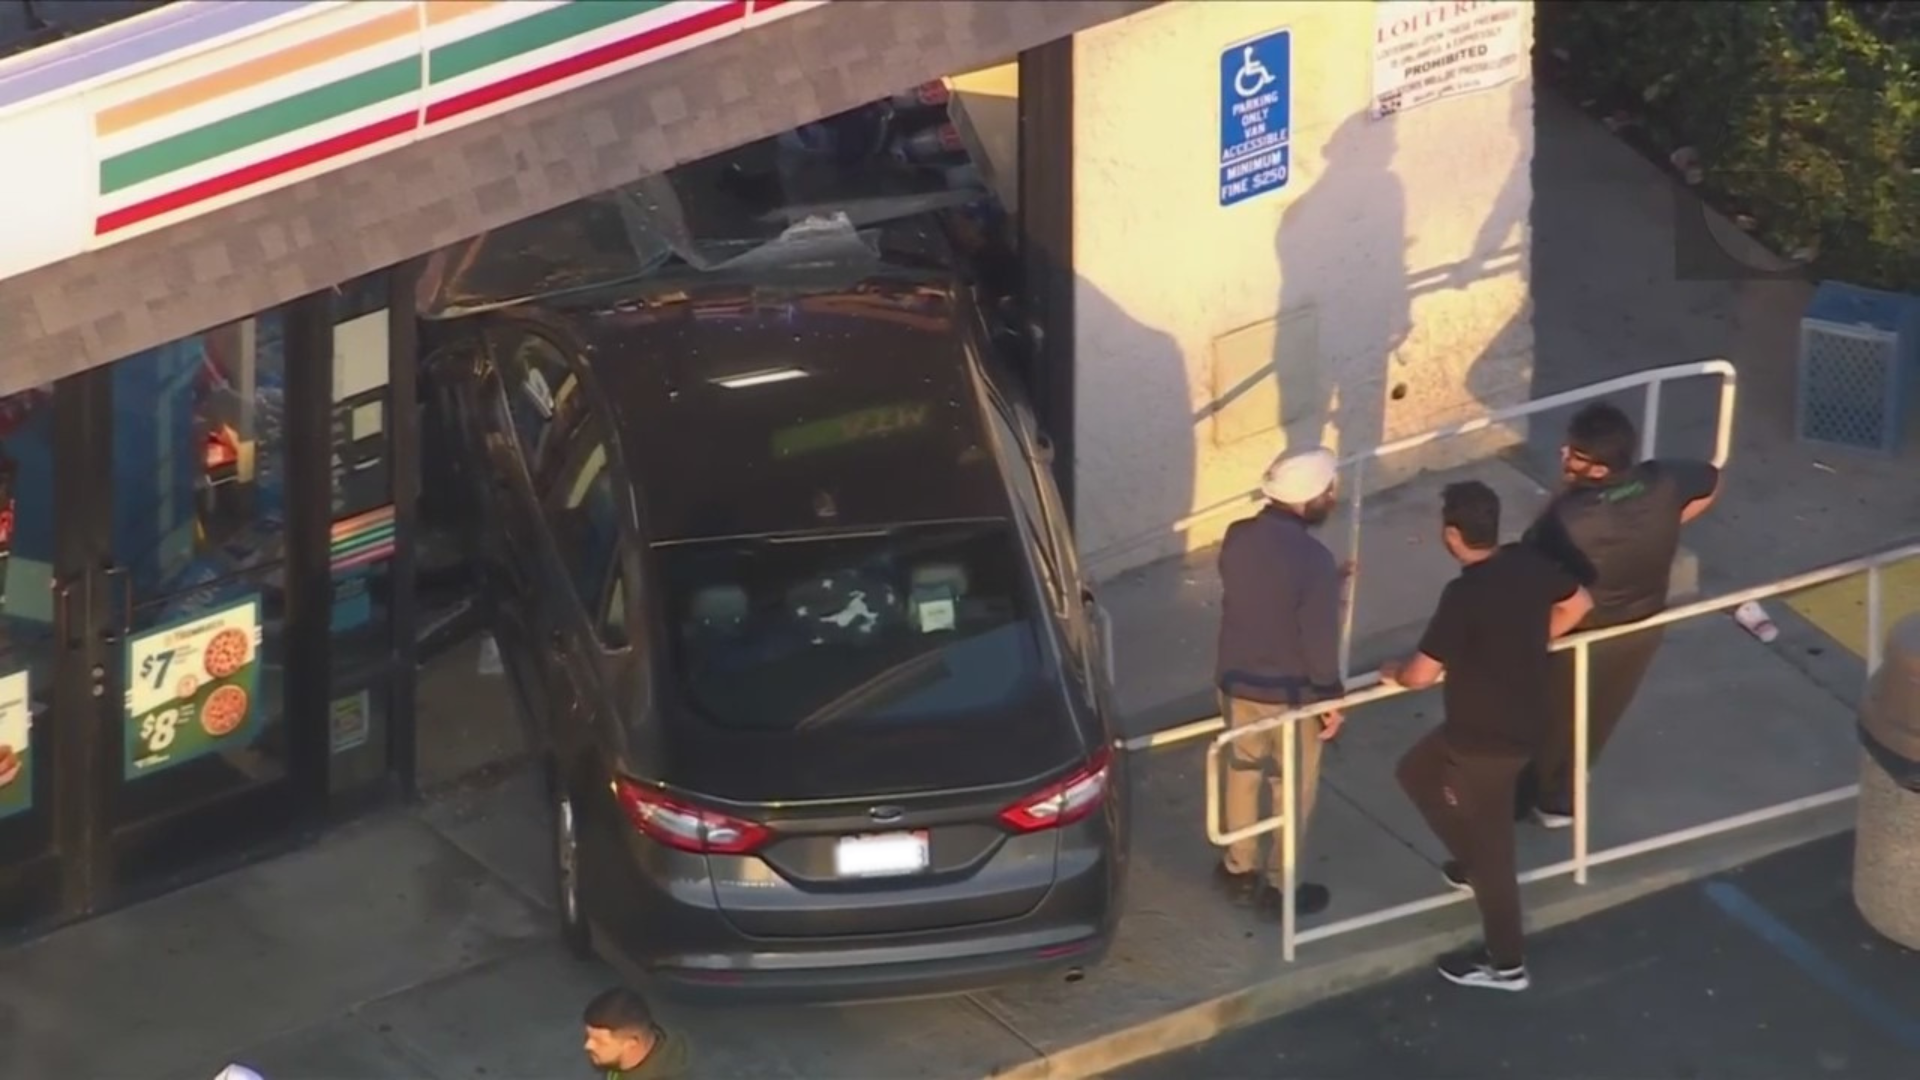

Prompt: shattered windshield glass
xmin=415 ymin=121 xmax=988 ymax=320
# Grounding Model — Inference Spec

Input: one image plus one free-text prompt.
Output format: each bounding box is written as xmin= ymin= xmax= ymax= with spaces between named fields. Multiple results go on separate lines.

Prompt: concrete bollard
xmin=1853 ymin=614 xmax=1920 ymax=951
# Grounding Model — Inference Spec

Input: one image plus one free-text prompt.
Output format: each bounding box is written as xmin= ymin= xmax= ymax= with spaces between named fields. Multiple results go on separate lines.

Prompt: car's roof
xmin=532 ymin=275 xmax=1018 ymax=542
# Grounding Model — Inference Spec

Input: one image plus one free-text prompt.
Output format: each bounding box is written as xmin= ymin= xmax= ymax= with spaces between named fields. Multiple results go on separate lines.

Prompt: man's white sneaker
xmin=1437 ymin=948 xmax=1529 ymax=992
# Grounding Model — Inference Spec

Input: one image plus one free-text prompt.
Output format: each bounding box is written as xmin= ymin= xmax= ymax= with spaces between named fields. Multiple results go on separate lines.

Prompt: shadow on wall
xmin=1073 ymin=270 xmax=1190 ymax=569
xmin=1076 ymin=87 xmax=1538 ymax=582
xmin=1271 ymin=111 xmax=1408 ymax=466
xmin=1272 ymin=89 xmax=1534 ymax=496
xmin=1457 ymin=86 xmax=1540 ymax=464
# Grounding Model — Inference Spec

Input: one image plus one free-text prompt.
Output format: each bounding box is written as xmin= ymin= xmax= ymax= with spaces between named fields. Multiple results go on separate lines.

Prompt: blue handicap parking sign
xmin=1218 ymin=28 xmax=1292 ymax=207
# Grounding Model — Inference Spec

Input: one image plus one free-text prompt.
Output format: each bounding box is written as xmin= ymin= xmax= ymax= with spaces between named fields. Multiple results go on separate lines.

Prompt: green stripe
xmin=331 ymin=527 xmax=397 ymax=556
xmin=430 ymin=0 xmax=672 ymax=84
xmin=330 ymin=542 xmax=395 ymax=565
xmin=100 ymin=57 xmax=419 ymax=195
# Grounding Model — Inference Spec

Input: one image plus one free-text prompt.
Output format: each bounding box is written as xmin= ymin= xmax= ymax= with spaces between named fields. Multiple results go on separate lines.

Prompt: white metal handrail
xmin=1089 ymin=358 xmax=1738 ymax=685
xmin=1203 ymin=540 xmax=1920 ymax=961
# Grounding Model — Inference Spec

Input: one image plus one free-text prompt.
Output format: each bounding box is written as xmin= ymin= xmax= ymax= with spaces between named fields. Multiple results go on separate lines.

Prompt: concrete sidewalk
xmin=0 ymin=604 xmax=1865 ymax=1080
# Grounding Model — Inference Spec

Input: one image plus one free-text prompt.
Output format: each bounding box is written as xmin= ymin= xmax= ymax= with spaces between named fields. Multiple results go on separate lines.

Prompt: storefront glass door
xmin=0 ymin=303 xmax=326 ymax=934
xmin=102 ymin=311 xmax=310 ymax=889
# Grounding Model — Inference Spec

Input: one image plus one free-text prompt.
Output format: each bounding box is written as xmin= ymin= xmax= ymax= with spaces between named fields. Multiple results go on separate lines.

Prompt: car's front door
xmin=528 ymin=402 xmax=641 ymax=938
xmin=488 ymin=329 xmax=611 ymax=754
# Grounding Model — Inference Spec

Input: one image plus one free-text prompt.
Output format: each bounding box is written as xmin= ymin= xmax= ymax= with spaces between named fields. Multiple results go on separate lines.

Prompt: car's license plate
xmin=833 ymin=831 xmax=930 ymax=878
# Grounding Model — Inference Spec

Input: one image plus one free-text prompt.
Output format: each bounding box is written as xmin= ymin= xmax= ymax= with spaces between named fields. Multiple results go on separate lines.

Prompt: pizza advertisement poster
xmin=0 ymin=668 xmax=31 ymax=820
xmin=123 ymin=595 xmax=264 ymax=779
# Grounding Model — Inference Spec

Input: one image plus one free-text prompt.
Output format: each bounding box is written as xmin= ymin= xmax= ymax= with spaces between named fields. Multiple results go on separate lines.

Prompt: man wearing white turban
xmin=1212 ymin=445 xmax=1351 ymax=918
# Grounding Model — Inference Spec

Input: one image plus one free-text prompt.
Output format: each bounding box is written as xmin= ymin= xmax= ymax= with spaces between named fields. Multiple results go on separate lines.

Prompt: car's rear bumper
xmin=574 ymin=769 xmax=1129 ymax=1005
xmin=597 ymin=921 xmax=1114 ymax=1006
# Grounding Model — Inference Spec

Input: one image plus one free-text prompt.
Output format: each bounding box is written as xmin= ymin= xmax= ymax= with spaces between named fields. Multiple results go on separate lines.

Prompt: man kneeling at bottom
xmin=1382 ymin=481 xmax=1592 ymax=991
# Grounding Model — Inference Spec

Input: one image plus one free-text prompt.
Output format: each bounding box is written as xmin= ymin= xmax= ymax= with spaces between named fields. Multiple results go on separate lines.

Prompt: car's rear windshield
xmin=659 ymin=521 xmax=1042 ymax=735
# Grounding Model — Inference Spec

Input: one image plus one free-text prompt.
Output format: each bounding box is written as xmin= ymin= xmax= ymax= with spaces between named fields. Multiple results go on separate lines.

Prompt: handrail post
xmin=1714 ymin=367 xmax=1738 ymax=467
xmin=1281 ymin=716 xmax=1298 ymax=962
xmin=1866 ymin=564 xmax=1884 ymax=680
xmin=1205 ymin=741 xmax=1222 ymax=845
xmin=1572 ymin=639 xmax=1592 ymax=885
xmin=1338 ymin=459 xmax=1365 ymax=684
xmin=1641 ymin=381 xmax=1662 ymax=462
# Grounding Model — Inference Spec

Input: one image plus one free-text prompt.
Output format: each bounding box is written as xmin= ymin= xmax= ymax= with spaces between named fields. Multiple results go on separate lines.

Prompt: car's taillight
xmin=611 ymin=778 xmax=772 ymax=855
xmin=998 ymin=747 xmax=1114 ymax=833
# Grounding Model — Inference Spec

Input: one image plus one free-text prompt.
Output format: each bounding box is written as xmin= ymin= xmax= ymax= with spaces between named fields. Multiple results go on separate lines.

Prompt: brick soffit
xmin=0 ymin=0 xmax=1154 ymax=396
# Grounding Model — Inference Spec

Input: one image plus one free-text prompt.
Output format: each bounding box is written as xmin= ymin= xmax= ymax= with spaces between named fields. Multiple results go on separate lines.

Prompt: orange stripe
xmin=95 ymin=2 xmax=498 ymax=137
xmin=425 ymin=0 xmax=502 ymax=27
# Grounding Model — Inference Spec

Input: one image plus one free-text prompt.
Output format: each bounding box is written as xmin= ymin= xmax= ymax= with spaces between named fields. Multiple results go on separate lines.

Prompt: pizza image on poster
xmin=123 ymin=595 xmax=264 ymax=779
xmin=0 ymin=668 xmax=31 ymax=821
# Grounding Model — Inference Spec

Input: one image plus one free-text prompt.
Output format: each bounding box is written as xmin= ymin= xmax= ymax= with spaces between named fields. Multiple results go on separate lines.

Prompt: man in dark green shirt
xmin=582 ymin=987 xmax=691 ymax=1079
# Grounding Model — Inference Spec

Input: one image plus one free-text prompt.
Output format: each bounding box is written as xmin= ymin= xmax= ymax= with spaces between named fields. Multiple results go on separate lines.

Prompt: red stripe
xmin=424 ymin=1 xmax=748 ymax=126
xmin=752 ymin=0 xmax=790 ymax=11
xmin=96 ymin=111 xmax=417 ymax=236
xmin=95 ymin=2 xmax=759 ymax=235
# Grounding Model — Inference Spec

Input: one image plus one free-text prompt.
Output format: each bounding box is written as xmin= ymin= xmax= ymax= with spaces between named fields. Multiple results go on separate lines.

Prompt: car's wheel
xmin=552 ymin=776 xmax=594 ymax=960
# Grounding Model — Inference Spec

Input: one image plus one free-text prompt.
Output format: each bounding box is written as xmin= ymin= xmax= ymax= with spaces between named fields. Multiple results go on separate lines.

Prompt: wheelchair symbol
xmin=1233 ymin=46 xmax=1276 ymax=98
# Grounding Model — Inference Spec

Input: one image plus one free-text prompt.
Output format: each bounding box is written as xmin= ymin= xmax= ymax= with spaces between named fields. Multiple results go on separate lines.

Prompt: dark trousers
xmin=1397 ymin=727 xmax=1529 ymax=967
xmin=1522 ymin=625 xmax=1667 ymax=814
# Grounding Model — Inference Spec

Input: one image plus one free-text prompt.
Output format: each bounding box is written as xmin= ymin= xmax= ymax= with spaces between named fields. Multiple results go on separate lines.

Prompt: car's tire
xmin=551 ymin=774 xmax=594 ymax=960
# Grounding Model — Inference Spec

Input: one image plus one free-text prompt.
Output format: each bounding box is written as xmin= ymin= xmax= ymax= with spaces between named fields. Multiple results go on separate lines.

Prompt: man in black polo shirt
xmin=1384 ymin=481 xmax=1592 ymax=991
xmin=1518 ymin=402 xmax=1721 ymax=826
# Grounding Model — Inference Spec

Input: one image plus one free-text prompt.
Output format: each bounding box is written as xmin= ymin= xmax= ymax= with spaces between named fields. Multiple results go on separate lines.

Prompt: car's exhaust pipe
xmin=1062 ymin=967 xmax=1085 ymax=984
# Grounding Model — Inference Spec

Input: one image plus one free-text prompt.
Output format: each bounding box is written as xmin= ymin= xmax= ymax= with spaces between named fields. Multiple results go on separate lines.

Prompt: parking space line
xmin=1702 ymin=880 xmax=1920 ymax=1051
xmin=1781 ymin=558 xmax=1920 ymax=660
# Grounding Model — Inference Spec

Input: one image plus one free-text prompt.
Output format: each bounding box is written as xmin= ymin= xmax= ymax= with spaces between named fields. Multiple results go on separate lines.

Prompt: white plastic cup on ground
xmin=1734 ymin=600 xmax=1779 ymax=643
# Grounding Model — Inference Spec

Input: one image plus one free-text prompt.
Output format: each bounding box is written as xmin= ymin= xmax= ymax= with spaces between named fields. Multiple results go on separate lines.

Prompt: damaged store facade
xmin=0 ymin=0 xmax=1533 ymax=935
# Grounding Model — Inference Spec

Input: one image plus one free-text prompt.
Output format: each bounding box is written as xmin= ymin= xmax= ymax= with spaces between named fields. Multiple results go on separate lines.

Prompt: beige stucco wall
xmin=1073 ymin=0 xmax=1535 ymax=579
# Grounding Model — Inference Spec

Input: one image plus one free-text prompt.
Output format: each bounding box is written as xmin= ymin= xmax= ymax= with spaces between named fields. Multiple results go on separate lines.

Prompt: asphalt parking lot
xmin=1111 ymin=833 xmax=1920 ymax=1080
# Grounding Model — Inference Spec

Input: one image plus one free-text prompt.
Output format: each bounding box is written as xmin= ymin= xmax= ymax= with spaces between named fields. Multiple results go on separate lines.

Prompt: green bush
xmin=1539 ymin=0 xmax=1920 ymax=291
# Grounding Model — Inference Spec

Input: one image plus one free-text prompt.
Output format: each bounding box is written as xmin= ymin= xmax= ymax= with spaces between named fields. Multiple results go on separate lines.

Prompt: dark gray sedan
xmin=422 ymin=242 xmax=1129 ymax=1004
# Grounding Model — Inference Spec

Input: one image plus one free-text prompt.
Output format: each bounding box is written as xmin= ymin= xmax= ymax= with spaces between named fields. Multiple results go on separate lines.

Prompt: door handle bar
xmin=100 ymin=564 xmax=132 ymax=644
xmin=50 ymin=577 xmax=77 ymax=650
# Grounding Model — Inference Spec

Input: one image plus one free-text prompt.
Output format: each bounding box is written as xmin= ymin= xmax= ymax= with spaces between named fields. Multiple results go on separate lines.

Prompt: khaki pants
xmin=1220 ymin=693 xmax=1325 ymax=886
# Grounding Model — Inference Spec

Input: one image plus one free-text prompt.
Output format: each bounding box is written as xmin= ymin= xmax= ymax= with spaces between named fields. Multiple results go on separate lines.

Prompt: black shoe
xmin=1213 ymin=863 xmax=1260 ymax=905
xmin=1441 ymin=860 xmax=1473 ymax=893
xmin=1437 ymin=947 xmax=1529 ymax=992
xmin=1256 ymin=882 xmax=1331 ymax=918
